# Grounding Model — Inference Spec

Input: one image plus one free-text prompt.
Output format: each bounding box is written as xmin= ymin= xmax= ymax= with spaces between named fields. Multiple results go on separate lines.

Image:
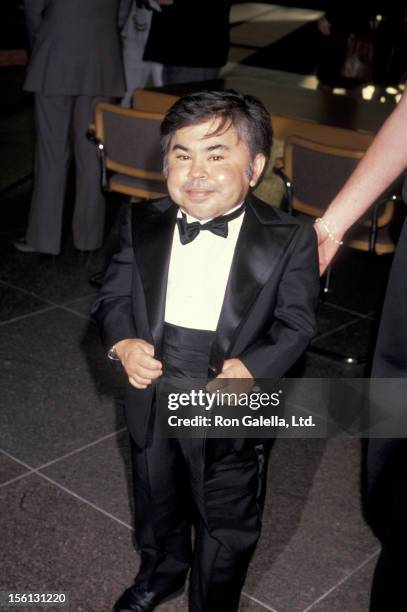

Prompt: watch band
xmin=107 ymin=345 xmax=121 ymax=362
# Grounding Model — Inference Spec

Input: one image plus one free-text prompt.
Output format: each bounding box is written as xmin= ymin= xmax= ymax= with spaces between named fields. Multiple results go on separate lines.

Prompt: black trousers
xmin=129 ymin=323 xmax=267 ymax=612
xmin=367 ymin=216 xmax=407 ymax=611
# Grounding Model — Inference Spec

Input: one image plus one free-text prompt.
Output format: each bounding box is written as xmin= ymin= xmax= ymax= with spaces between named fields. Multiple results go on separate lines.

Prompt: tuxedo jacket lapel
xmin=209 ymin=195 xmax=298 ymax=372
xmin=132 ymin=198 xmax=177 ymax=354
xmin=132 ymin=195 xmax=298 ymax=370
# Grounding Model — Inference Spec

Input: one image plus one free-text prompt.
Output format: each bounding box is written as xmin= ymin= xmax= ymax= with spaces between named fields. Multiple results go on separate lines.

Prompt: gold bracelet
xmin=315 ymin=218 xmax=344 ymax=245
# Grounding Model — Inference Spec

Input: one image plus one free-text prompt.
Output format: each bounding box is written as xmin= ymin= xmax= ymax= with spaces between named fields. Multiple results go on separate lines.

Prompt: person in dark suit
xmin=143 ymin=0 xmax=232 ymax=84
xmin=317 ymin=3 xmax=376 ymax=91
xmin=92 ymin=90 xmax=320 ymax=612
xmin=14 ymin=0 xmax=131 ymax=255
xmin=316 ymin=89 xmax=407 ymax=610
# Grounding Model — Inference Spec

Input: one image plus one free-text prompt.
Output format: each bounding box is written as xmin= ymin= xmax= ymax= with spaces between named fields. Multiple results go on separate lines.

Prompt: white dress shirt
xmin=164 ymin=205 xmax=245 ymax=331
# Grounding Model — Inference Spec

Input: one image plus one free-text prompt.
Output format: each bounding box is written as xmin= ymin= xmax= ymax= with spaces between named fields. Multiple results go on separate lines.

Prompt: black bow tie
xmin=177 ymin=204 xmax=245 ymax=245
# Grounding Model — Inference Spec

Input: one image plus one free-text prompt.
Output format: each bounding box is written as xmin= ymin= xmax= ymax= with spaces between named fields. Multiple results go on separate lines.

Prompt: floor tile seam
xmin=0 ymin=447 xmax=33 ymax=470
xmin=0 ymin=304 xmax=58 ymax=327
xmin=299 ymin=547 xmax=381 ymax=612
xmin=0 ymin=445 xmax=133 ymax=529
xmin=241 ymin=590 xmax=280 ymax=612
xmin=309 ymin=350 xmax=363 ymax=368
xmin=0 ymin=284 xmax=96 ymax=325
xmin=230 ymin=7 xmax=280 ymax=28
xmin=37 ymin=470 xmax=135 ymax=530
xmin=36 ymin=427 xmax=128 ymax=471
xmin=0 ymin=427 xmax=127 ymax=490
xmin=281 ymin=398 xmax=355 ymax=438
xmin=0 ymin=468 xmax=38 ymax=490
xmin=313 ymin=312 xmax=373 ymax=343
xmin=60 ymin=294 xmax=97 ymax=307
xmin=0 ymin=172 xmax=33 ymax=199
xmin=0 ymin=279 xmax=57 ymax=306
xmin=322 ymin=301 xmax=375 ymax=319
xmin=0 ymin=279 xmax=97 ymax=311
xmin=0 ymin=448 xmax=42 ymax=494
xmin=56 ymin=304 xmax=95 ymax=323
xmin=0 ymin=428 xmax=127 ymax=478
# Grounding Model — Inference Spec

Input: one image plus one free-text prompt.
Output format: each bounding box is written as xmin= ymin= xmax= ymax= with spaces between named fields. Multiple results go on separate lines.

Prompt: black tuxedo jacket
xmin=92 ymin=194 xmax=320 ymax=449
xmin=24 ymin=0 xmax=130 ymax=96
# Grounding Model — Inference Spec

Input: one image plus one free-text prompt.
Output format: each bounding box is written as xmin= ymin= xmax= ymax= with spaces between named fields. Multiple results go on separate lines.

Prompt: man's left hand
xmin=206 ymin=359 xmax=254 ymax=400
xmin=217 ymin=358 xmax=254 ymax=379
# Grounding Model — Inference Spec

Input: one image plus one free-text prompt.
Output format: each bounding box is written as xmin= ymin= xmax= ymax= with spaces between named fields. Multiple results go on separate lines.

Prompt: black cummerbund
xmin=162 ymin=322 xmax=215 ymax=378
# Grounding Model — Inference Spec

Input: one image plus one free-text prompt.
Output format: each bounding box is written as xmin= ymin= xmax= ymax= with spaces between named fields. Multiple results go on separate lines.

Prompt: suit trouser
xmin=26 ymin=94 xmax=109 ymax=254
xmin=367 ymin=218 xmax=407 ymax=611
xmin=130 ymin=432 xmax=266 ymax=612
xmin=367 ymin=438 xmax=407 ymax=611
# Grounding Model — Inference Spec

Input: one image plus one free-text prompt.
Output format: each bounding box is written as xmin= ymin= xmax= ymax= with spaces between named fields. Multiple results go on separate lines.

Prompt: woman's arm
xmin=316 ymin=90 xmax=407 ymax=274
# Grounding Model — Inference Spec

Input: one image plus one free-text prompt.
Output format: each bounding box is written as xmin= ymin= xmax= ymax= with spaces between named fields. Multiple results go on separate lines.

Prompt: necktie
xmin=177 ymin=204 xmax=245 ymax=245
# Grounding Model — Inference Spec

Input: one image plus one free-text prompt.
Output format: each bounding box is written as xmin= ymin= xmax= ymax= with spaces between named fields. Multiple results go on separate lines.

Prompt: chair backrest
xmin=284 ymin=135 xmax=394 ymax=227
xmin=272 ymin=115 xmax=375 ymax=148
xmin=133 ymin=89 xmax=178 ymax=114
xmin=94 ymin=103 xmax=165 ymax=182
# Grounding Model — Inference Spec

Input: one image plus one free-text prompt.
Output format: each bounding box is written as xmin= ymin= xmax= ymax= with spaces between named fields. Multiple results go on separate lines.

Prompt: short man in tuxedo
xmin=92 ymin=90 xmax=320 ymax=612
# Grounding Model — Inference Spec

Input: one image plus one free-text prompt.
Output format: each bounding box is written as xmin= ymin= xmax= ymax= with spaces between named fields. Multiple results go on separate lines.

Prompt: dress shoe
xmin=113 ymin=583 xmax=184 ymax=612
xmin=13 ymin=237 xmax=39 ymax=253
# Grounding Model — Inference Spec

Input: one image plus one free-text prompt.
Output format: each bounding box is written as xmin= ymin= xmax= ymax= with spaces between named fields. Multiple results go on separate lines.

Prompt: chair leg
xmin=322 ymin=264 xmax=331 ymax=294
xmin=307 ymin=263 xmax=367 ymax=365
xmin=307 ymin=344 xmax=366 ymax=365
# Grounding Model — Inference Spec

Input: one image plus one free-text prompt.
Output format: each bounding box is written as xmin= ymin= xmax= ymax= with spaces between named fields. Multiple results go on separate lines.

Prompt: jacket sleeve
xmin=239 ymin=223 xmax=320 ymax=379
xmin=91 ymin=205 xmax=138 ymax=350
xmin=24 ymin=0 xmax=49 ymax=48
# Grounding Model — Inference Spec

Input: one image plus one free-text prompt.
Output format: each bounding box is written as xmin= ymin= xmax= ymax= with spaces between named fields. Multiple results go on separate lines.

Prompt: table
xmin=133 ymin=76 xmax=396 ymax=148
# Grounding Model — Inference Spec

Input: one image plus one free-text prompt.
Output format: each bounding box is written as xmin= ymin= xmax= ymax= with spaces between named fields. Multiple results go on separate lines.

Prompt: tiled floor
xmin=0 ymin=3 xmax=399 ymax=611
xmin=225 ymin=2 xmax=323 ymax=84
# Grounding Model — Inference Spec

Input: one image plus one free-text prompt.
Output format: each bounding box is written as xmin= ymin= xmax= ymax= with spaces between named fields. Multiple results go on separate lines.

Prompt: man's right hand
xmin=115 ymin=339 xmax=163 ymax=389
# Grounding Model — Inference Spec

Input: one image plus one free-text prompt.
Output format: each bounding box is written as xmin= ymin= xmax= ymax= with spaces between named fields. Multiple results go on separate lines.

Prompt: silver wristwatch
xmin=107 ymin=345 xmax=121 ymax=362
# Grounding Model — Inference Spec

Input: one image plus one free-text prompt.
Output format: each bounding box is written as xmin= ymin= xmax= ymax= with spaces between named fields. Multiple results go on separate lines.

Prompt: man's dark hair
xmin=160 ymin=90 xmax=273 ymax=176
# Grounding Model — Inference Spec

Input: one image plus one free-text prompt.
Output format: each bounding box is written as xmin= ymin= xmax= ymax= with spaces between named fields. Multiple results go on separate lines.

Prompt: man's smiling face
xmin=166 ymin=118 xmax=266 ymax=220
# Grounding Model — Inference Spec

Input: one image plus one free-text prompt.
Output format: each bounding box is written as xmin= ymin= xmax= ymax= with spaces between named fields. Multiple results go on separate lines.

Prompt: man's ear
xmin=249 ymin=153 xmax=267 ymax=187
